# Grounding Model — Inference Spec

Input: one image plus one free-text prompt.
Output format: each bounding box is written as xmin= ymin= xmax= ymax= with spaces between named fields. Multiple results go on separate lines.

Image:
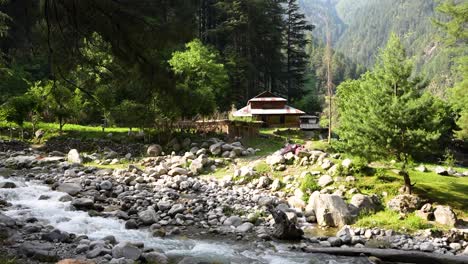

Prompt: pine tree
xmin=434 ymin=0 xmax=468 ymax=140
xmin=285 ymin=0 xmax=314 ymax=102
xmin=336 ymin=34 xmax=451 ymax=194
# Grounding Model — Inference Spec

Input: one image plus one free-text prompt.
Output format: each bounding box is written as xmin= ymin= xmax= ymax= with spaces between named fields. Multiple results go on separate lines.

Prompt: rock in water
xmin=0 ymin=182 xmax=16 ymax=188
xmin=67 ymin=149 xmax=83 ymax=164
xmin=266 ymin=204 xmax=303 ymax=240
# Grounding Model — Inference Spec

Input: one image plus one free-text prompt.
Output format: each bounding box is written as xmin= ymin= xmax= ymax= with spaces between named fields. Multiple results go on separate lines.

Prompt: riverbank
xmin=0 ymin=138 xmax=467 ymax=263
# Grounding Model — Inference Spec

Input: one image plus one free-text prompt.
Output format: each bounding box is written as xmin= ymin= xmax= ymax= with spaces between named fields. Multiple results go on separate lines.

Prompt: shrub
xmin=300 ymin=174 xmax=320 ymax=201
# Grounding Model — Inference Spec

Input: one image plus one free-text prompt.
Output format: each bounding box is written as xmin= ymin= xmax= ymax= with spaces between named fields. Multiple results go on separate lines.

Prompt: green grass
xmin=0 ymin=121 xmax=136 ymax=142
xmin=353 ymin=165 xmax=468 ymax=218
xmin=355 ymin=210 xmax=443 ymax=233
xmin=243 ymin=136 xmax=284 ymax=156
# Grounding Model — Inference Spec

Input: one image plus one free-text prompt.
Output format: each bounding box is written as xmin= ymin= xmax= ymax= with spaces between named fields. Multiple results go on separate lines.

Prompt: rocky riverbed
xmin=0 ymin=139 xmax=468 ymax=263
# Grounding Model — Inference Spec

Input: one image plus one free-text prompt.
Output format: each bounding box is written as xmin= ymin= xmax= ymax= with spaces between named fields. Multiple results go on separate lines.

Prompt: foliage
xmin=434 ymin=0 xmax=468 ymax=140
xmin=285 ymin=0 xmax=314 ymax=102
xmin=355 ymin=210 xmax=434 ymax=233
xmin=28 ymin=81 xmax=84 ymax=131
xmin=169 ymin=39 xmax=229 ymax=117
xmin=336 ymin=34 xmax=452 ymax=163
xmin=299 ymin=173 xmax=320 ymax=201
xmin=1 ymin=95 xmax=36 ymax=127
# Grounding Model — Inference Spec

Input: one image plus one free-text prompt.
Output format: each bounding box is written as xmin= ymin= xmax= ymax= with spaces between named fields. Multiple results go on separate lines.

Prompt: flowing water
xmin=0 ymin=174 xmax=371 ymax=264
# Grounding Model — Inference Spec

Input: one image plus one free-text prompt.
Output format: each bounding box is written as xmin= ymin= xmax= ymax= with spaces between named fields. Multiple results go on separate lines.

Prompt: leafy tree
xmin=336 ymin=34 xmax=452 ymax=194
xmin=112 ymin=100 xmax=149 ymax=131
xmin=29 ymin=80 xmax=83 ymax=132
xmin=1 ymin=94 xmax=36 ymax=138
xmin=169 ymin=39 xmax=228 ymax=118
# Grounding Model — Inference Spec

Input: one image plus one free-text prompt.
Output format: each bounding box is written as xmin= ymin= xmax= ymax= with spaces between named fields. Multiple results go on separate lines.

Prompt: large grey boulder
xmin=67 ymin=149 xmax=83 ymax=164
xmin=147 ymin=144 xmax=162 ymax=157
xmin=71 ymin=198 xmax=94 ymax=210
xmin=266 ymin=154 xmax=285 ymax=166
xmin=142 ymin=252 xmax=168 ymax=264
xmin=434 ymin=205 xmax=457 ymax=226
xmin=20 ymin=241 xmax=58 ymax=262
xmin=112 ymin=242 xmax=142 ymax=260
xmin=0 ymin=182 xmax=16 ymax=188
xmin=387 ymin=194 xmax=421 ymax=214
xmin=209 ymin=142 xmax=224 ymax=156
xmin=168 ymin=204 xmax=185 ymax=215
xmin=235 ymin=222 xmax=254 ymax=233
xmin=349 ymin=194 xmax=381 ymax=214
xmin=223 ymin=216 xmax=243 ymax=227
xmin=307 ymin=191 xmax=354 ymax=227
xmin=138 ymin=207 xmax=158 ymax=225
xmin=57 ymin=183 xmax=82 ymax=196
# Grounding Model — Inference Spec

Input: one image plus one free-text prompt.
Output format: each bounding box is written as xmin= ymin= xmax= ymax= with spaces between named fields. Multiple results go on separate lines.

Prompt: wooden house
xmin=232 ymin=91 xmax=305 ymax=127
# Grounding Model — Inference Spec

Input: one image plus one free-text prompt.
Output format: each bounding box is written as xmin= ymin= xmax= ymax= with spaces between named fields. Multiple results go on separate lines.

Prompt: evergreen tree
xmin=435 ymin=0 xmax=468 ymax=140
xmin=285 ymin=0 xmax=314 ymax=102
xmin=336 ymin=34 xmax=451 ymax=193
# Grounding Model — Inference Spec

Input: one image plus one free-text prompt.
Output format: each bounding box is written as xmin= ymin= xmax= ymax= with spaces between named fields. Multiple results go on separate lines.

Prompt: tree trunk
xmin=401 ymin=170 xmax=412 ymax=194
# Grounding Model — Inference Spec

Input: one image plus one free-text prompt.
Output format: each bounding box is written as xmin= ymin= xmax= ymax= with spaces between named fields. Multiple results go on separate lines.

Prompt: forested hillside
xmin=299 ymin=0 xmax=458 ymax=96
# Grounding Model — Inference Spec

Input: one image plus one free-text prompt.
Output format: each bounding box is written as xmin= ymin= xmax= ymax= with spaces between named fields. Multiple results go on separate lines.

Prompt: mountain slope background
xmin=299 ymin=0 xmax=455 ymax=96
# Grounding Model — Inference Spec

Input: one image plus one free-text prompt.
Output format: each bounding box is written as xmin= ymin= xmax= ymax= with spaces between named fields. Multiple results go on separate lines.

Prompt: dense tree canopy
xmin=336 ymin=34 xmax=452 ymax=193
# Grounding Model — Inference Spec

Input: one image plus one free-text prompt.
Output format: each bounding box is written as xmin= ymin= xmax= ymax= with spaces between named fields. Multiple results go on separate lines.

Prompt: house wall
xmin=254 ymin=115 xmax=300 ymax=127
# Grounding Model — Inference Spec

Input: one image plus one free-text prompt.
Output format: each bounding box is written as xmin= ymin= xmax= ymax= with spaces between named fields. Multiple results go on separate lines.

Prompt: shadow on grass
xmin=414 ymin=181 xmax=468 ymax=212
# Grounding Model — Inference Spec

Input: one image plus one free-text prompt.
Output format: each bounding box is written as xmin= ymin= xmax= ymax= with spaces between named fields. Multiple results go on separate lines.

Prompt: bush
xmin=300 ymin=174 xmax=320 ymax=201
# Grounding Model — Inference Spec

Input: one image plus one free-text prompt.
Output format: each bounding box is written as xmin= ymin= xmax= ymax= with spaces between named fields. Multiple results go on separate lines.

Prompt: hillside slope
xmin=299 ymin=0 xmax=453 ymax=95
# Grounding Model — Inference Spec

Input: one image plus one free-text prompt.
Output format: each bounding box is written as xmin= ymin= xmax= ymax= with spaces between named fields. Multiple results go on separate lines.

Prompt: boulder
xmin=307 ymin=192 xmax=354 ymax=227
xmin=349 ymin=194 xmax=381 ymax=214
xmin=168 ymin=204 xmax=185 ymax=215
xmin=433 ymin=205 xmax=457 ymax=226
xmin=209 ymin=142 xmax=224 ymax=156
xmin=0 ymin=182 xmax=16 ymax=188
xmin=71 ymin=198 xmax=94 ymax=210
xmin=189 ymin=159 xmax=204 ymax=174
xmin=168 ymin=167 xmax=188 ymax=176
xmin=416 ymin=203 xmax=434 ymax=221
xmin=147 ymin=144 xmax=162 ymax=156
xmin=223 ymin=216 xmax=243 ymax=227
xmin=67 ymin=149 xmax=82 ymax=164
xmin=435 ymin=166 xmax=448 ymax=176
xmin=267 ymin=204 xmax=303 ymax=240
xmin=266 ymin=154 xmax=285 ymax=166
xmin=235 ymin=222 xmax=254 ymax=233
xmin=112 ymin=242 xmax=142 ymax=260
xmin=387 ymin=194 xmax=421 ymax=214
xmin=99 ymin=180 xmax=113 ymax=191
xmin=142 ymin=252 xmax=168 ymax=264
xmin=57 ymin=183 xmax=82 ymax=196
xmin=138 ymin=207 xmax=158 ymax=225
xmin=318 ymin=175 xmax=333 ymax=187
xmin=20 ymin=241 xmax=58 ymax=262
